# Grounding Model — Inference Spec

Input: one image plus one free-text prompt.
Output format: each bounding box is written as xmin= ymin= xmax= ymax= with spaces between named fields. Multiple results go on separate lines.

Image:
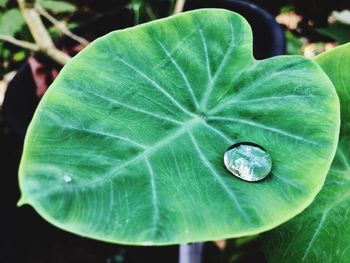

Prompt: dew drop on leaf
xmin=223 ymin=142 xmax=272 ymax=182
xmin=63 ymin=175 xmax=72 ymax=183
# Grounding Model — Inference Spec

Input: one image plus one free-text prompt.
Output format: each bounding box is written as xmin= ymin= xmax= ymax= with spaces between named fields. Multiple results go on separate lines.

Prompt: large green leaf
xmin=262 ymin=43 xmax=350 ymax=262
xmin=18 ymin=9 xmax=340 ymax=245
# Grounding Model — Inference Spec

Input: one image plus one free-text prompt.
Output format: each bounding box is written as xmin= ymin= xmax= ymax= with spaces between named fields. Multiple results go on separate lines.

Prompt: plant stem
xmin=173 ymin=0 xmax=186 ymax=15
xmin=35 ymin=4 xmax=89 ymax=46
xmin=0 ymin=35 xmax=39 ymax=52
xmin=169 ymin=0 xmax=175 ymax=16
xmin=17 ymin=0 xmax=71 ymax=65
xmin=179 ymin=243 xmax=204 ymax=263
xmin=145 ymin=4 xmax=157 ymax=21
xmin=133 ymin=3 xmax=141 ymax=25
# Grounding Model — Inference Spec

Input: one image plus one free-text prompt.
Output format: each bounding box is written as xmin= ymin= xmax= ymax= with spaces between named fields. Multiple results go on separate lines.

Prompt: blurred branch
xmin=145 ymin=5 xmax=157 ymax=21
xmin=0 ymin=34 xmax=39 ymax=51
xmin=173 ymin=0 xmax=186 ymax=15
xmin=0 ymin=71 xmax=16 ymax=107
xmin=132 ymin=2 xmax=141 ymax=25
xmin=36 ymin=3 xmax=89 ymax=46
xmin=16 ymin=0 xmax=71 ymax=65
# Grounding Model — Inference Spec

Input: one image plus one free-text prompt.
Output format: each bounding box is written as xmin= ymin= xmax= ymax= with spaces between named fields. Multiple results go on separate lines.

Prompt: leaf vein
xmin=114 ymin=55 xmax=194 ymax=117
xmin=156 ymin=39 xmax=199 ymax=109
xmin=336 ymin=147 xmax=350 ymax=171
xmin=204 ymin=123 xmax=232 ymax=144
xmin=208 ymin=116 xmax=320 ymax=145
xmin=200 ymin=24 xmax=236 ymax=111
xmin=145 ymin=157 xmax=159 ymax=236
xmin=209 ymin=68 xmax=314 ymax=115
xmin=52 ymin=123 xmax=147 ymax=149
xmin=273 ymin=173 xmax=309 ymax=194
xmin=198 ymin=26 xmax=211 ymax=81
xmin=188 ymin=131 xmax=250 ymax=222
xmin=83 ymin=88 xmax=183 ymax=125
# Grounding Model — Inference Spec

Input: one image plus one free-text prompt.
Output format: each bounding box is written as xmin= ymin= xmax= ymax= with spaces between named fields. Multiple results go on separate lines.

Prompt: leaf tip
xmin=17 ymin=196 xmax=28 ymax=207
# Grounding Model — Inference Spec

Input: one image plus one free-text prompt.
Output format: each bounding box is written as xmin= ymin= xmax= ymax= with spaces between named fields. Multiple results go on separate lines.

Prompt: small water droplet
xmin=63 ymin=175 xmax=72 ymax=183
xmin=199 ymin=113 xmax=206 ymax=120
xmin=223 ymin=142 xmax=272 ymax=182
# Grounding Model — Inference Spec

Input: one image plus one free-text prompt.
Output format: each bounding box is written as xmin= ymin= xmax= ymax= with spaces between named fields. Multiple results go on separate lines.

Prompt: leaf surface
xmin=19 ymin=9 xmax=340 ymax=245
xmin=262 ymin=43 xmax=350 ymax=262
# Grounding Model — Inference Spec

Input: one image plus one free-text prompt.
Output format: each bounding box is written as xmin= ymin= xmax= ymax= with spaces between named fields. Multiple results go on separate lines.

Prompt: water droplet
xmin=223 ymin=142 xmax=272 ymax=182
xmin=63 ymin=175 xmax=72 ymax=183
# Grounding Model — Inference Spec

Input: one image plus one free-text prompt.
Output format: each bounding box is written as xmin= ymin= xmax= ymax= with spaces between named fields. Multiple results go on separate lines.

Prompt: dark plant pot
xmin=2 ymin=2 xmax=283 ymax=263
xmin=185 ymin=0 xmax=286 ymax=59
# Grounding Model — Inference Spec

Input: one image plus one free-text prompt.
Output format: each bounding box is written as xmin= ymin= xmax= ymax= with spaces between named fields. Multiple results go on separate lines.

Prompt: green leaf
xmin=1 ymin=45 xmax=11 ymax=59
xmin=38 ymin=0 xmax=76 ymax=13
xmin=262 ymin=43 xmax=350 ymax=262
xmin=280 ymin=5 xmax=295 ymax=13
xmin=18 ymin=9 xmax=340 ymax=245
xmin=13 ymin=50 xmax=27 ymax=61
xmin=0 ymin=9 xmax=25 ymax=36
xmin=285 ymin=31 xmax=303 ymax=55
xmin=0 ymin=0 xmax=8 ymax=8
xmin=315 ymin=23 xmax=350 ymax=45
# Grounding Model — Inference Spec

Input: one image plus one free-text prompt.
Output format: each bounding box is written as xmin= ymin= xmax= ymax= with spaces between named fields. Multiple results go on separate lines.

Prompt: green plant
xmin=0 ymin=0 xmax=79 ymax=74
xmin=262 ymin=42 xmax=350 ymax=262
xmin=17 ymin=9 xmax=349 ymax=261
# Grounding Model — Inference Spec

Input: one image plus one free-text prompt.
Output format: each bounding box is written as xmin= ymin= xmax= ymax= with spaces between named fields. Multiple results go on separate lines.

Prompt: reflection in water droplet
xmin=223 ymin=142 xmax=272 ymax=182
xmin=63 ymin=175 xmax=72 ymax=183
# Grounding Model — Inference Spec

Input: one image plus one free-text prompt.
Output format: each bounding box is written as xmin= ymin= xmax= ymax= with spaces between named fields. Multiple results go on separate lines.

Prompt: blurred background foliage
xmin=0 ymin=0 xmax=350 ymax=78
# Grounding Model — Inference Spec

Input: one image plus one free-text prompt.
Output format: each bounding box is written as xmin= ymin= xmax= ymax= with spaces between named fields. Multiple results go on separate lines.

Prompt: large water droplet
xmin=223 ymin=142 xmax=272 ymax=182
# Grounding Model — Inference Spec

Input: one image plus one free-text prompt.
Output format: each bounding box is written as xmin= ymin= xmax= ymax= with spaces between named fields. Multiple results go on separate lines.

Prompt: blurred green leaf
xmin=0 ymin=9 xmax=25 ymax=36
xmin=13 ymin=50 xmax=26 ymax=61
xmin=0 ymin=0 xmax=8 ymax=8
xmin=2 ymin=47 xmax=10 ymax=59
xmin=285 ymin=31 xmax=303 ymax=55
xmin=38 ymin=0 xmax=76 ymax=13
xmin=316 ymin=23 xmax=350 ymax=44
xmin=280 ymin=5 xmax=295 ymax=13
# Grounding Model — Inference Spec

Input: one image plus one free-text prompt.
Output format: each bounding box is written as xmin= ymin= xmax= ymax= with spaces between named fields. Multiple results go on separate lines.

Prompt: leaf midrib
xmin=31 ymin=116 xmax=205 ymax=196
xmin=34 ymin=79 xmax=325 ymax=200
